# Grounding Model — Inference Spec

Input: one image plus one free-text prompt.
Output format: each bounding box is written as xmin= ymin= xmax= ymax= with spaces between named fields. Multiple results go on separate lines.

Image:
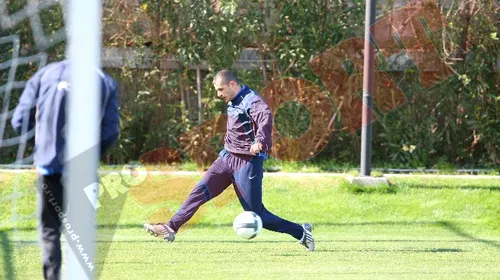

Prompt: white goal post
xmin=65 ymin=0 xmax=101 ymax=279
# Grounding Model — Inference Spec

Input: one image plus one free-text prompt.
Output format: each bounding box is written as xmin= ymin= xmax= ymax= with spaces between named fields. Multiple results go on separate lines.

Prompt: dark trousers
xmin=168 ymin=150 xmax=303 ymax=240
xmin=38 ymin=174 xmax=63 ymax=280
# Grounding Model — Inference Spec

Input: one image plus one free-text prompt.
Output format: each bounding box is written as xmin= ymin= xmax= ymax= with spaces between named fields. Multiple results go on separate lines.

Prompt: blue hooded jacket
xmin=11 ymin=60 xmax=120 ymax=174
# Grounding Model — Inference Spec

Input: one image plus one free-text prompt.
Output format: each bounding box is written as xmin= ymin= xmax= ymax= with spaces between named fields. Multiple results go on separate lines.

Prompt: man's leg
xmin=145 ymin=156 xmax=232 ymax=240
xmin=231 ymin=155 xmax=315 ymax=251
xmin=38 ymin=174 xmax=63 ymax=280
xmin=231 ymin=155 xmax=304 ymax=240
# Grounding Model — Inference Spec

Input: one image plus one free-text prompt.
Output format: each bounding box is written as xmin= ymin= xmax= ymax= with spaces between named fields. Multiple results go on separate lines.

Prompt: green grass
xmin=1 ymin=172 xmax=500 ymax=279
xmin=100 ymin=160 xmax=500 ymax=175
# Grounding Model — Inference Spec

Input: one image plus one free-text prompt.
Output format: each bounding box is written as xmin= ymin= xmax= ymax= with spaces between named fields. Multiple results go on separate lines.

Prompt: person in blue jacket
xmin=11 ymin=60 xmax=120 ymax=280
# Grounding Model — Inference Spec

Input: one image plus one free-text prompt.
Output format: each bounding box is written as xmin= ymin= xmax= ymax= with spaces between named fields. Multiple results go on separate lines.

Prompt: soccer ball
xmin=233 ymin=211 xmax=263 ymax=239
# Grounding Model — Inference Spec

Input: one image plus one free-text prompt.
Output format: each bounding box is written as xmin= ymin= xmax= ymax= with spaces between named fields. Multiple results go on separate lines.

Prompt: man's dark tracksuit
xmin=11 ymin=60 xmax=120 ymax=280
xmin=167 ymin=85 xmax=303 ymax=240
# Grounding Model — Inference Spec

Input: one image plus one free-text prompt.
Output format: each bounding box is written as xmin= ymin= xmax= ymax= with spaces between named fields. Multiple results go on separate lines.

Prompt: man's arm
xmin=249 ymin=95 xmax=273 ymax=154
xmin=11 ymin=70 xmax=43 ymax=134
xmin=100 ymin=77 xmax=120 ymax=156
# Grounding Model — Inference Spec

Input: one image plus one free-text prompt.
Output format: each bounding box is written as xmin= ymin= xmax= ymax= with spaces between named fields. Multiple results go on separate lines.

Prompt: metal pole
xmin=66 ymin=0 xmax=101 ymax=278
xmin=360 ymin=0 xmax=376 ymax=176
xmin=196 ymin=66 xmax=203 ymax=124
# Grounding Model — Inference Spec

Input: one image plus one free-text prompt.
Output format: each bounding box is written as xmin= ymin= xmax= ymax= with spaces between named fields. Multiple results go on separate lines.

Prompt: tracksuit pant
xmin=38 ymin=174 xmax=63 ymax=280
xmin=167 ymin=149 xmax=303 ymax=240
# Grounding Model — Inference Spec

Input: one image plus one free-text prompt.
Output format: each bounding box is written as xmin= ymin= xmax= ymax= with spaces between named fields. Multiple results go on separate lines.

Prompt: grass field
xmin=1 ymin=171 xmax=500 ymax=279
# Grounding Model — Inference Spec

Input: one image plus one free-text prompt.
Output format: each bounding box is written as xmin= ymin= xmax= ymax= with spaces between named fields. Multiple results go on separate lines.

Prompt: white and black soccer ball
xmin=233 ymin=211 xmax=263 ymax=239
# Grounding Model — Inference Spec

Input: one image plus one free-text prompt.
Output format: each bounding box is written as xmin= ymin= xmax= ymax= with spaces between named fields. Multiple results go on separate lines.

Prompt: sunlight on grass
xmin=1 ymin=172 xmax=500 ymax=279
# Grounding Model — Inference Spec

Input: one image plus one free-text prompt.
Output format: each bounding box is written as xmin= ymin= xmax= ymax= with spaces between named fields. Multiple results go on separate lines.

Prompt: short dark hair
xmin=213 ymin=69 xmax=239 ymax=85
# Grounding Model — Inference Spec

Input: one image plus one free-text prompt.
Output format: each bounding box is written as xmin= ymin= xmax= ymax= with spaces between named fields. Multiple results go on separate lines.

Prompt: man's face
xmin=213 ymin=79 xmax=238 ymax=103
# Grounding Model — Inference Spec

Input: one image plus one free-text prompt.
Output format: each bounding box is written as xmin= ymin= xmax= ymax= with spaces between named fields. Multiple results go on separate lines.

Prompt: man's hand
xmin=250 ymin=142 xmax=263 ymax=155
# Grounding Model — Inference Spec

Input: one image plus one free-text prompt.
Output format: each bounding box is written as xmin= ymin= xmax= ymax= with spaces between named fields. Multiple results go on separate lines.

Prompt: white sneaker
xmin=299 ymin=223 xmax=315 ymax=251
xmin=144 ymin=223 xmax=176 ymax=242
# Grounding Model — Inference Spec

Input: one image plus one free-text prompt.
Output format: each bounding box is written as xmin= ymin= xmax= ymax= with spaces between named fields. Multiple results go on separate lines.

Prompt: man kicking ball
xmin=144 ymin=69 xmax=314 ymax=251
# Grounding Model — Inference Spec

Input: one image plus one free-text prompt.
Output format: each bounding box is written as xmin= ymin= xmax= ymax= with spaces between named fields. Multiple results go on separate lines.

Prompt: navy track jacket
xmin=224 ymin=85 xmax=272 ymax=157
xmin=11 ymin=60 xmax=120 ymax=174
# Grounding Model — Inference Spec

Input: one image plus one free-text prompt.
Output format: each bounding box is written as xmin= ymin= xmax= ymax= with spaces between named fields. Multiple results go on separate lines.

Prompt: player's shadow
xmin=0 ymin=230 xmax=15 ymax=280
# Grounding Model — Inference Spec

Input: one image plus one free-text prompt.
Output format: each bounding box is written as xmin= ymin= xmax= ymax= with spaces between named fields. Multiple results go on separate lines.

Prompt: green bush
xmin=1 ymin=1 xmax=498 ymax=169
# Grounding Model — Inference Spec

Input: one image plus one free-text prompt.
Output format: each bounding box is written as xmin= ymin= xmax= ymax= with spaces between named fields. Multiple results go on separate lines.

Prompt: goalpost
xmin=65 ymin=0 xmax=101 ymax=279
xmin=0 ymin=0 xmax=103 ymax=278
xmin=1 ymin=0 xmax=109 ymax=277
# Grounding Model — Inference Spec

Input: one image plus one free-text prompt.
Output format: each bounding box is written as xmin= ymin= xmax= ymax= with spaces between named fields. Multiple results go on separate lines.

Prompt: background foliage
xmin=1 ymin=0 xmax=498 ymax=168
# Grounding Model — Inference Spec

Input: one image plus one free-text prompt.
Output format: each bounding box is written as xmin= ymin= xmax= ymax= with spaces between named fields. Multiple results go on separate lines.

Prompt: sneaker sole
xmin=144 ymin=224 xmax=158 ymax=237
xmin=144 ymin=224 xmax=175 ymax=242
